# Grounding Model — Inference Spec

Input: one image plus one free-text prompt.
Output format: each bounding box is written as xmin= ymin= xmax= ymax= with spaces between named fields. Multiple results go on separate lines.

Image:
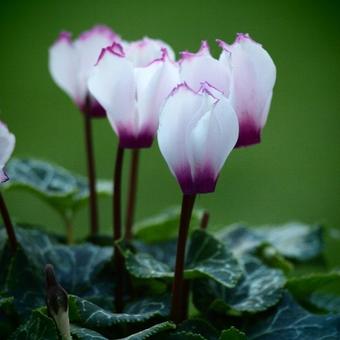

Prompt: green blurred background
xmin=0 ymin=0 xmax=339 ymax=263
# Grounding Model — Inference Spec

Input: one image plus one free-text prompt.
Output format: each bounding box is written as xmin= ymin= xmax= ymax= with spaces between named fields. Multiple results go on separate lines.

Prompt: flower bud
xmin=158 ymin=83 xmax=239 ymax=194
xmin=45 ymin=264 xmax=71 ymax=340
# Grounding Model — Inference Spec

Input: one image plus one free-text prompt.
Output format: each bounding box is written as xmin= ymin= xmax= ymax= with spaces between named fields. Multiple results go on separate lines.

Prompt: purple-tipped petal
xmin=158 ymin=83 xmax=238 ymax=194
xmin=225 ymin=33 xmax=276 ymax=147
xmin=125 ymin=37 xmax=176 ymax=67
xmin=88 ymin=44 xmax=137 ymax=139
xmin=78 ymin=25 xmax=120 ymax=42
xmin=180 ymin=41 xmax=231 ymax=96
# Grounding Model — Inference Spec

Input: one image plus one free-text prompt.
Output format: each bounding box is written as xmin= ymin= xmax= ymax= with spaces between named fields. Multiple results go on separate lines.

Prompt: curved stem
xmin=171 ymin=194 xmax=196 ymax=323
xmin=0 ymin=192 xmax=17 ymax=253
xmin=113 ymin=144 xmax=125 ymax=312
xmin=125 ymin=149 xmax=140 ymax=240
xmin=83 ymin=108 xmax=99 ymax=238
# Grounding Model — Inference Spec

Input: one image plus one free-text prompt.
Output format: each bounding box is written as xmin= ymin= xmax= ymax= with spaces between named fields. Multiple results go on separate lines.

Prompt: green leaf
xmin=0 ymin=292 xmax=16 ymax=338
xmin=69 ymin=295 xmax=169 ymax=328
xmin=9 ymin=308 xmax=59 ymax=340
xmin=219 ymin=327 xmax=246 ymax=340
xmin=0 ymin=227 xmax=113 ymax=316
xmin=219 ymin=222 xmax=323 ymax=262
xmin=185 ymin=230 xmax=242 ymax=287
xmin=124 ymin=295 xmax=170 ymax=318
xmin=71 ymin=325 xmax=108 ymax=340
xmin=120 ymin=230 xmax=242 ymax=288
xmin=247 ymin=293 xmax=340 ymax=339
xmin=164 ymin=331 xmax=206 ymax=339
xmin=286 ymin=272 xmax=340 ymax=313
xmin=255 ymin=222 xmax=324 ymax=262
xmin=134 ymin=207 xmax=203 ymax=243
xmin=193 ymin=256 xmax=286 ymax=314
xmin=255 ymin=244 xmax=294 ymax=274
xmin=121 ymin=321 xmax=175 ymax=339
xmin=176 ymin=318 xmax=219 ymax=340
xmin=3 ymin=158 xmax=112 ymax=216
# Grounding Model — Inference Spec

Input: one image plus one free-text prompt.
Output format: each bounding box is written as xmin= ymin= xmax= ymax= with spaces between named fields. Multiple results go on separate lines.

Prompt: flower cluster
xmin=49 ymin=25 xmax=276 ymax=195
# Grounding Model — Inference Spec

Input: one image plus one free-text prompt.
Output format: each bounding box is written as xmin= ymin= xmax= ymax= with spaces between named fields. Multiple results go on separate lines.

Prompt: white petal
xmin=226 ymin=34 xmax=276 ymax=130
xmin=125 ymin=37 xmax=176 ymax=67
xmin=48 ymin=33 xmax=79 ymax=103
xmin=0 ymin=122 xmax=15 ymax=175
xmin=74 ymin=26 xmax=119 ymax=104
xmin=158 ymin=84 xmax=204 ymax=181
xmin=180 ymin=41 xmax=230 ymax=95
xmin=190 ymin=94 xmax=238 ymax=177
xmin=87 ymin=45 xmax=137 ymax=136
xmin=135 ymin=51 xmax=180 ymax=135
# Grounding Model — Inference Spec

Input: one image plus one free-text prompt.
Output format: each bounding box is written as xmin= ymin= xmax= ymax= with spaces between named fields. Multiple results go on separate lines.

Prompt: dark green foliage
xmin=0 ymin=161 xmax=338 ymax=338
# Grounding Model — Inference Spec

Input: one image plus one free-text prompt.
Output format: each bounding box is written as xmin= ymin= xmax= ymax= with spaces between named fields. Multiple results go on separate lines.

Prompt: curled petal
xmin=88 ymin=44 xmax=137 ymax=146
xmin=180 ymin=41 xmax=231 ymax=96
xmin=219 ymin=34 xmax=276 ymax=147
xmin=125 ymin=37 xmax=176 ymax=67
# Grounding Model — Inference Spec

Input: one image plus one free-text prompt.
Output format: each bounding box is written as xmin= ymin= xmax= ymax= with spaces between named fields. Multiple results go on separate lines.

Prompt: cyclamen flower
xmin=180 ymin=34 xmax=276 ymax=147
xmin=0 ymin=122 xmax=15 ymax=183
xmin=88 ymin=43 xmax=180 ymax=148
xmin=158 ymin=83 xmax=239 ymax=194
xmin=218 ymin=34 xmax=276 ymax=147
xmin=49 ymin=25 xmax=119 ymax=117
xmin=124 ymin=37 xmax=176 ymax=67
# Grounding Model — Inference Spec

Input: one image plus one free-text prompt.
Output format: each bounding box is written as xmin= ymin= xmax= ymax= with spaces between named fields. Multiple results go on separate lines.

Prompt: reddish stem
xmin=0 ymin=192 xmax=17 ymax=253
xmin=171 ymin=194 xmax=196 ymax=323
xmin=113 ymin=144 xmax=125 ymax=312
xmin=200 ymin=211 xmax=210 ymax=230
xmin=125 ymin=149 xmax=140 ymax=240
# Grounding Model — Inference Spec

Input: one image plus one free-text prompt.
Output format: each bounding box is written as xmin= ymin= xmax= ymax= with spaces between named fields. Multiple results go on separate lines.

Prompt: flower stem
xmin=171 ymin=194 xmax=196 ymax=323
xmin=125 ymin=149 xmax=140 ymax=240
xmin=83 ymin=104 xmax=99 ymax=238
xmin=200 ymin=211 xmax=210 ymax=230
xmin=0 ymin=192 xmax=17 ymax=253
xmin=113 ymin=144 xmax=125 ymax=312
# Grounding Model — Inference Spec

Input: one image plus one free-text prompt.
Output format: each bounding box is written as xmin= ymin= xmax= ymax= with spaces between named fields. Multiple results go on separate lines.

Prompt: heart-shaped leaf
xmin=219 ymin=223 xmax=323 ymax=262
xmin=286 ymin=272 xmax=340 ymax=313
xmin=119 ymin=230 xmax=242 ymax=288
xmin=193 ymin=256 xmax=286 ymax=314
xmin=3 ymin=158 xmax=112 ymax=217
xmin=9 ymin=308 xmax=59 ymax=339
xmin=0 ymin=227 xmax=113 ymax=316
xmin=69 ymin=295 xmax=169 ymax=328
xmin=247 ymin=293 xmax=340 ymax=339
